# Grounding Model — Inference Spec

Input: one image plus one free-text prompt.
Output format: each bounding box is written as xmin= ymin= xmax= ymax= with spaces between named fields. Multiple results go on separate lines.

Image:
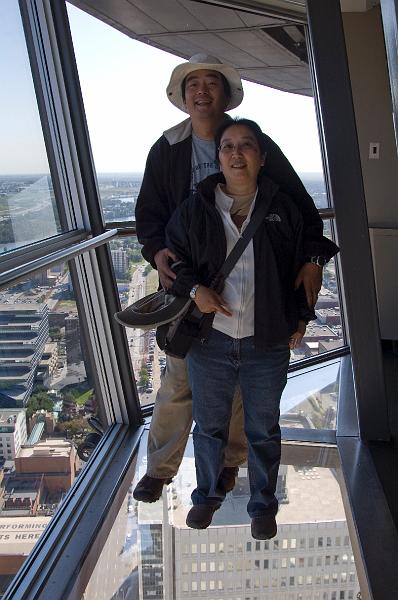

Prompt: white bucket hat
xmin=166 ymin=53 xmax=244 ymax=113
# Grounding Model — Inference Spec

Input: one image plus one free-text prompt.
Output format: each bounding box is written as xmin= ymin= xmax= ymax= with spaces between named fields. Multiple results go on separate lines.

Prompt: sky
xmin=1 ymin=1 xmax=324 ymax=175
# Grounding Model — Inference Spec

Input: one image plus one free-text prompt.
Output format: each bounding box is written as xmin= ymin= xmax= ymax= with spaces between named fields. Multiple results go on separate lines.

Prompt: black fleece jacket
xmin=165 ymin=172 xmax=339 ymax=350
xmin=135 ymin=118 xmax=329 ymax=267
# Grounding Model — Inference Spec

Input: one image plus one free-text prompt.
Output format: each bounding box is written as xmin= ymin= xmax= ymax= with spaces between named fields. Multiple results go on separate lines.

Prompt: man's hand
xmin=289 ymin=320 xmax=306 ymax=350
xmin=195 ymin=286 xmax=232 ymax=317
xmin=154 ymin=248 xmax=177 ymax=290
xmin=295 ymin=262 xmax=323 ymax=308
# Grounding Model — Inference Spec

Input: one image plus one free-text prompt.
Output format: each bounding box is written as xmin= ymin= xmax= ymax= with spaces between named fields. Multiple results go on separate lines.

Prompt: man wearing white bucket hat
xmin=134 ymin=53 xmax=326 ymax=502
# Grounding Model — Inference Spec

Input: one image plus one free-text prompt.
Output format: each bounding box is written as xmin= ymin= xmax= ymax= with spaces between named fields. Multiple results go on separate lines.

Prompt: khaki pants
xmin=147 ymin=354 xmax=248 ymax=479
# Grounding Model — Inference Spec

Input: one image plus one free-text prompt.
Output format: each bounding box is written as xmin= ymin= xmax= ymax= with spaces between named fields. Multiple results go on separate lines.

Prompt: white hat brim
xmin=166 ymin=61 xmax=243 ymax=113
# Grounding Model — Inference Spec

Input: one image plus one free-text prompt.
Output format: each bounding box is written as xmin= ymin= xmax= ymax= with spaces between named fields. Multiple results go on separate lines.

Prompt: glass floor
xmin=80 ymin=431 xmax=361 ymax=600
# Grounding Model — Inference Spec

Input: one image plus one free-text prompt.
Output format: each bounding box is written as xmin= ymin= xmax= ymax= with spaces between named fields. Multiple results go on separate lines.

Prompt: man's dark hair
xmin=214 ymin=117 xmax=267 ymax=162
xmin=181 ymin=72 xmax=231 ymax=103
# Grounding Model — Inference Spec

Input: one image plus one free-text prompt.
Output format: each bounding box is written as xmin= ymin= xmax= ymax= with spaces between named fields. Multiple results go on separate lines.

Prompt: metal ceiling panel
xmin=147 ymin=35 xmax=214 ymax=57
xmin=179 ymin=0 xmax=284 ymax=27
xmin=78 ymin=0 xmax=169 ymax=35
xmin=178 ymin=0 xmax=249 ymax=27
xmin=169 ymin=31 xmax=266 ymax=66
xmin=132 ymin=0 xmax=208 ymax=31
xmin=240 ymin=65 xmax=311 ymax=93
xmin=218 ymin=29 xmax=304 ymax=66
xmin=234 ymin=11 xmax=289 ymax=26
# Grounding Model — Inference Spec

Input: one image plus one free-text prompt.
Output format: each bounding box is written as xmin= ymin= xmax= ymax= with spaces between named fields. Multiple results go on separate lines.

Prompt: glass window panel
xmin=69 ymin=4 xmax=347 ymax=428
xmin=80 ymin=441 xmax=362 ymax=599
xmin=113 ymin=234 xmax=345 ymax=437
xmin=281 ymin=357 xmax=342 ymax=430
xmin=0 ymin=3 xmax=64 ymax=255
xmin=291 ymin=245 xmax=344 ymax=364
xmin=0 ymin=261 xmax=107 ymax=595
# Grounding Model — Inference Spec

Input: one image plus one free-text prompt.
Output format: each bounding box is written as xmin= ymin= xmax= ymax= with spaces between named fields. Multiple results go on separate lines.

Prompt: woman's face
xmin=218 ymin=124 xmax=264 ymax=190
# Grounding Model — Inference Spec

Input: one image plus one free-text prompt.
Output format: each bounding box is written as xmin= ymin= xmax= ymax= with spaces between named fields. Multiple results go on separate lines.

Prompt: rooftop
xmin=18 ymin=439 xmax=74 ymax=459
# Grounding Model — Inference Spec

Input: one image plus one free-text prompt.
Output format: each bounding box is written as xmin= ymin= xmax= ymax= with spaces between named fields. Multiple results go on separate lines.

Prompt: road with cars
xmin=126 ymin=266 xmax=166 ymax=406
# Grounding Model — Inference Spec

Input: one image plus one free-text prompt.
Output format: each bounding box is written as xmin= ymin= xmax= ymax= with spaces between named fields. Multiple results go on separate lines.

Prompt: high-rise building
xmin=168 ymin=460 xmax=360 ymax=600
xmin=65 ymin=315 xmax=82 ymax=365
xmin=0 ymin=305 xmax=49 ymax=407
xmin=111 ymin=249 xmax=128 ymax=277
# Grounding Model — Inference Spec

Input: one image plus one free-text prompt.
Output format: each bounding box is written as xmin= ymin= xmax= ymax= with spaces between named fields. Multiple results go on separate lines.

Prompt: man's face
xmin=183 ymin=69 xmax=229 ymax=119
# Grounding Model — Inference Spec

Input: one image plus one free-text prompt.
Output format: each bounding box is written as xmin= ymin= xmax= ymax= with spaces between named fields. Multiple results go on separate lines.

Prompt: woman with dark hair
xmin=166 ymin=118 xmax=338 ymax=539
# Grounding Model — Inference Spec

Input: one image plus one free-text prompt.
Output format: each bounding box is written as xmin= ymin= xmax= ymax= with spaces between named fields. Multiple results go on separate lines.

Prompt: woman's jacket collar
xmin=195 ymin=170 xmax=281 ymax=208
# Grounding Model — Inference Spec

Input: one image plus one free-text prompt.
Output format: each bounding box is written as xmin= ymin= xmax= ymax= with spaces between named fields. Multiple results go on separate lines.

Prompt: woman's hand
xmin=289 ymin=320 xmax=306 ymax=350
xmin=295 ymin=263 xmax=323 ymax=308
xmin=194 ymin=285 xmax=232 ymax=317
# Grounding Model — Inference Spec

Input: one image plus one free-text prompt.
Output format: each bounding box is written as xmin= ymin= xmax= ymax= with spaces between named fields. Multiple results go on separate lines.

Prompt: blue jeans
xmin=187 ymin=329 xmax=290 ymax=518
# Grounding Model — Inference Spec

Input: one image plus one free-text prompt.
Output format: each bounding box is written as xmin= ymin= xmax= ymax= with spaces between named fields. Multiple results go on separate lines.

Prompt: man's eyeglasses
xmin=218 ymin=140 xmax=258 ymax=154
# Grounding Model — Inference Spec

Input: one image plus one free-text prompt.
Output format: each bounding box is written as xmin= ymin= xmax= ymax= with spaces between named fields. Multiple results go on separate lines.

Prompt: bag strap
xmin=218 ymin=195 xmax=272 ymax=280
xmin=191 ymin=195 xmax=273 ymax=326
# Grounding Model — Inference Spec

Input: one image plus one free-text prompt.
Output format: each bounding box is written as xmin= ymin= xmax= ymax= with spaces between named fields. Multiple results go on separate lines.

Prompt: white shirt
xmin=212 ymin=184 xmax=257 ymax=339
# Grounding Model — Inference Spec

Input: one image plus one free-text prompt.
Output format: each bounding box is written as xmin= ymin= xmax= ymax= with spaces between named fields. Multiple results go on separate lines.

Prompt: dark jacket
xmin=135 ymin=117 xmax=329 ymax=267
xmin=165 ymin=172 xmax=339 ymax=350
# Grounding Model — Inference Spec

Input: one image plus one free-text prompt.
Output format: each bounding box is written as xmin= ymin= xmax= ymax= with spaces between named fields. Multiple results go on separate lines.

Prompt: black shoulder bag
xmin=157 ymin=198 xmax=271 ymax=359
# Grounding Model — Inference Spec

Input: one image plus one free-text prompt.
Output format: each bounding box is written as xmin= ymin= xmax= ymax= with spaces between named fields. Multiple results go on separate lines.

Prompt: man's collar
xmin=163 ymin=118 xmax=192 ymax=145
xmin=163 ymin=114 xmax=232 ymax=146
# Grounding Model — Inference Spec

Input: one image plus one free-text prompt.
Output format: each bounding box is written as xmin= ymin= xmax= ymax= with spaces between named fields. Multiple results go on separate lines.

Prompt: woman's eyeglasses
xmin=218 ymin=141 xmax=258 ymax=154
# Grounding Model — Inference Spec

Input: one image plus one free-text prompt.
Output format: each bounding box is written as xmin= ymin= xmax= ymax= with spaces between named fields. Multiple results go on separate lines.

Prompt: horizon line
xmin=0 ymin=171 xmax=324 ymax=177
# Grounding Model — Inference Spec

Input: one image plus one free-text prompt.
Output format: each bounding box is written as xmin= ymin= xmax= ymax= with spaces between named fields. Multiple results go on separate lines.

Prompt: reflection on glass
xmin=82 ymin=438 xmax=361 ymax=600
xmin=0 ymin=262 xmax=103 ymax=595
xmin=291 ymin=220 xmax=344 ymax=364
xmin=0 ymin=3 xmax=62 ymax=254
xmin=281 ymin=359 xmax=340 ymax=430
xmin=290 ymin=255 xmax=344 ymax=364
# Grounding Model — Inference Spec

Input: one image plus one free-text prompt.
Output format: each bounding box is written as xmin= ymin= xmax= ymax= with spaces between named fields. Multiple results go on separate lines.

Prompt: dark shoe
xmin=220 ymin=466 xmax=239 ymax=492
xmin=133 ymin=474 xmax=172 ymax=503
xmin=186 ymin=504 xmax=221 ymax=529
xmin=251 ymin=514 xmax=277 ymax=540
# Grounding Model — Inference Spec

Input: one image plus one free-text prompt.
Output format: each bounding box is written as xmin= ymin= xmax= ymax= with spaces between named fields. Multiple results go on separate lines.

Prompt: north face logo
xmin=265 ymin=213 xmax=281 ymax=222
